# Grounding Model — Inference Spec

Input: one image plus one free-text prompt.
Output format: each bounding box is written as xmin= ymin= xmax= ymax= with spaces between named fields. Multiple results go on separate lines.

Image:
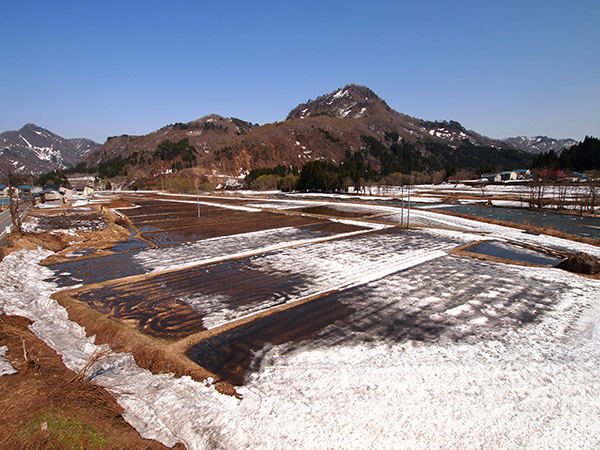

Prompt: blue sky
xmin=1 ymin=0 xmax=598 ymax=143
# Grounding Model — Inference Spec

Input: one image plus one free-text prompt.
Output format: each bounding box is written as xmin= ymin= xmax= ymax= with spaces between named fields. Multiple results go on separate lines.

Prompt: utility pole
xmin=196 ymin=184 xmax=201 ymax=217
xmin=400 ymin=185 xmax=404 ymax=227
xmin=407 ymin=184 xmax=410 ymax=228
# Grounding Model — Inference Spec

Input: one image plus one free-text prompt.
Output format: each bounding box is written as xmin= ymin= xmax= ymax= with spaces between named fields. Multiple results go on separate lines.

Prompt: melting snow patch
xmin=0 ymin=346 xmax=17 ymax=376
xmin=333 ymin=89 xmax=349 ymax=99
xmin=2 ymin=211 xmax=600 ymax=448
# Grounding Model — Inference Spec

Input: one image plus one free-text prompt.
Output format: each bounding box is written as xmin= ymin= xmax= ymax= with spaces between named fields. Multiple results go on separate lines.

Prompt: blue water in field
xmin=463 ymin=241 xmax=565 ymax=266
xmin=432 ymin=204 xmax=600 ymax=240
xmin=272 ymin=192 xmax=600 ymax=240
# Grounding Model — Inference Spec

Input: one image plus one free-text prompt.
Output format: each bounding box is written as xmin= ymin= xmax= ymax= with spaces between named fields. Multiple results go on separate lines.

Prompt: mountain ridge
xmin=0 ymin=124 xmax=100 ymax=174
xmin=2 ymin=85 xmax=582 ymax=180
xmin=502 ymin=136 xmax=577 ymax=155
xmin=83 ymin=84 xmax=528 ymax=179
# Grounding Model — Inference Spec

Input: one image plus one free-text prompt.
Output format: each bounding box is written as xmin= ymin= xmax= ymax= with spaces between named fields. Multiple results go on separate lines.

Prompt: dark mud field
xmin=188 ymin=255 xmax=568 ymax=385
xmin=53 ymin=194 xmax=579 ymax=390
xmin=119 ymin=199 xmax=319 ymax=246
xmin=46 ymin=220 xmax=364 ymax=287
xmin=75 ymin=257 xmax=311 ymax=340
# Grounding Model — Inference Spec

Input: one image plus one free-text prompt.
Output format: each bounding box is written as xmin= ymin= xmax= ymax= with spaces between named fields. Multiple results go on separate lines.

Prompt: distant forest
xmin=292 ymin=134 xmax=533 ymax=193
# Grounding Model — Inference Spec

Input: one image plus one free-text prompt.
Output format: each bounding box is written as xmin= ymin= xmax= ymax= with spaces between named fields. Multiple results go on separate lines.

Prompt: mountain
xmin=287 ymin=84 xmax=504 ymax=148
xmin=87 ymin=84 xmax=531 ymax=183
xmin=502 ymin=136 xmax=577 ymax=155
xmin=84 ymin=115 xmax=257 ymax=177
xmin=288 ymin=85 xmax=393 ymax=120
xmin=0 ymin=124 xmax=100 ymax=174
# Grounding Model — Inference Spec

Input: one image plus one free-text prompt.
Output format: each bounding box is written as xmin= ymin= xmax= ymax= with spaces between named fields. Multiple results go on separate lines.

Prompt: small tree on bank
xmin=1 ymin=168 xmax=25 ymax=234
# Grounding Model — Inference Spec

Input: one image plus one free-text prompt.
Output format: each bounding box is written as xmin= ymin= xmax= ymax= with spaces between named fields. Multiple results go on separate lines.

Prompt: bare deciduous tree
xmin=1 ymin=167 xmax=25 ymax=234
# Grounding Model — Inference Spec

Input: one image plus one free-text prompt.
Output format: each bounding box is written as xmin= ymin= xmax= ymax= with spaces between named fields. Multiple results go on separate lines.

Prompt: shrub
xmin=251 ymin=174 xmax=281 ymax=190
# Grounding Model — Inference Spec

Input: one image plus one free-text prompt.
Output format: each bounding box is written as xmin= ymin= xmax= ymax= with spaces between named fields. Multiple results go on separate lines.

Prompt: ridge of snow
xmin=0 ymin=346 xmax=17 ymax=376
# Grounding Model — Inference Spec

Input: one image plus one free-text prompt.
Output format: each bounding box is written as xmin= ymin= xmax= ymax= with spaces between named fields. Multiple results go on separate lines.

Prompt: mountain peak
xmin=502 ymin=136 xmax=577 ymax=155
xmin=287 ymin=84 xmax=391 ymax=120
xmin=0 ymin=124 xmax=100 ymax=174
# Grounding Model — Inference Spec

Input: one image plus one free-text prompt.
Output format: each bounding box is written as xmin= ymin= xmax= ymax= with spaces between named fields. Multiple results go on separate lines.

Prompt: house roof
xmin=538 ymin=169 xmax=568 ymax=179
xmin=73 ymin=181 xmax=94 ymax=191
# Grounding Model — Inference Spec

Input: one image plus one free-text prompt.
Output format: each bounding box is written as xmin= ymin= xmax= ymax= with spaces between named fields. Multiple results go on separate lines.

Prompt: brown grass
xmin=0 ymin=314 xmax=181 ymax=449
xmin=1 ymin=203 xmax=134 ymax=265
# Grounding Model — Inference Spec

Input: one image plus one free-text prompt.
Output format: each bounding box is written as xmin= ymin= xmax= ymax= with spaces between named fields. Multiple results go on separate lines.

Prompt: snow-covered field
xmin=2 ymin=193 xmax=600 ymax=449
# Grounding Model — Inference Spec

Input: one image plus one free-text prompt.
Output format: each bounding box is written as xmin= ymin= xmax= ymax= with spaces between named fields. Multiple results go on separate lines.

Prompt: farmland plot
xmin=71 ymin=227 xmax=475 ymax=340
xmin=188 ymin=254 xmax=570 ymax=385
xmin=75 ymin=258 xmax=311 ymax=339
xmin=4 ymin=191 xmax=600 ymax=449
xmin=117 ymin=199 xmax=321 ymax=246
xmin=46 ymin=221 xmax=367 ymax=287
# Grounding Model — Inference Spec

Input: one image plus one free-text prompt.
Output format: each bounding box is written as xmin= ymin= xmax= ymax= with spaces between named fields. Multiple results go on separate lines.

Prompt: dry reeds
xmin=69 ymin=345 xmax=112 ymax=384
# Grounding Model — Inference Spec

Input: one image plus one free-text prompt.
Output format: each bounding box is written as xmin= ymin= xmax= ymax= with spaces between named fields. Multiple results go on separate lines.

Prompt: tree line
xmin=290 ymin=134 xmax=533 ymax=193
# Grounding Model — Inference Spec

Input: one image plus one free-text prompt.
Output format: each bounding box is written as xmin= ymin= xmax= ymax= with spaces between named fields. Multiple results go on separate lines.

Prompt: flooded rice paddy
xmin=53 ymin=193 xmax=599 ymax=388
xmin=463 ymin=240 xmax=565 ymax=266
xmin=434 ymin=204 xmax=600 ymax=240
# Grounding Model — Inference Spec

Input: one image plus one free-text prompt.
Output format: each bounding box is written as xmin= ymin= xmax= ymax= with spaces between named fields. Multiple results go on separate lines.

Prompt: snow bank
xmin=2 ymin=202 xmax=600 ymax=449
xmin=156 ymin=198 xmax=261 ymax=213
xmin=0 ymin=249 xmax=239 ymax=448
xmin=0 ymin=345 xmax=17 ymax=376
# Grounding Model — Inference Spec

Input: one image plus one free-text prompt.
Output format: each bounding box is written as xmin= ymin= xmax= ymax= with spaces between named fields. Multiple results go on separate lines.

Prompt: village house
xmin=73 ymin=180 xmax=95 ymax=197
xmin=514 ymin=169 xmax=531 ymax=179
xmin=480 ymin=173 xmax=502 ymax=183
xmin=41 ymin=184 xmax=74 ymax=205
xmin=537 ymin=169 xmax=568 ymax=181
xmin=499 ymin=171 xmax=518 ymax=181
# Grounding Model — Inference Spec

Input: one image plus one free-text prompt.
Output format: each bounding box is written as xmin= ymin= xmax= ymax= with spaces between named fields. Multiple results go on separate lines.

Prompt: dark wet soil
xmin=292 ymin=205 xmax=374 ymax=218
xmin=119 ymin=200 xmax=327 ymax=247
xmin=75 ymin=258 xmax=310 ymax=340
xmin=188 ymin=255 xmax=565 ymax=386
xmin=46 ymin=220 xmax=364 ymax=287
xmin=187 ymin=296 xmax=356 ymax=385
xmin=34 ymin=211 xmax=107 ymax=232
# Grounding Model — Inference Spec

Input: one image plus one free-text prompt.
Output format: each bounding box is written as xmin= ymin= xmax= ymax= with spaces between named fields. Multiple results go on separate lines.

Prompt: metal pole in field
xmin=196 ymin=185 xmax=200 ymax=217
xmin=401 ymin=185 xmax=404 ymax=227
xmin=407 ymin=184 xmax=410 ymax=228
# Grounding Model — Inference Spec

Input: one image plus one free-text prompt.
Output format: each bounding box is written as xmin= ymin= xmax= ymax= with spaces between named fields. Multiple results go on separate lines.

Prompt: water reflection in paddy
xmin=462 ymin=241 xmax=565 ymax=266
xmin=433 ymin=204 xmax=600 ymax=240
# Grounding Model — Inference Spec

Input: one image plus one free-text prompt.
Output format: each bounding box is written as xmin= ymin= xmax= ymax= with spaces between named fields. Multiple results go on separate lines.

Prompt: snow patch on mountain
xmin=503 ymin=136 xmax=577 ymax=155
xmin=0 ymin=124 xmax=99 ymax=173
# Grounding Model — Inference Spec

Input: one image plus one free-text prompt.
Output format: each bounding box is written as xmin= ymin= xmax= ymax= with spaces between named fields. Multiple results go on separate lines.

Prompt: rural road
xmin=0 ymin=209 xmax=13 ymax=239
xmin=0 ymin=206 xmax=30 ymax=239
